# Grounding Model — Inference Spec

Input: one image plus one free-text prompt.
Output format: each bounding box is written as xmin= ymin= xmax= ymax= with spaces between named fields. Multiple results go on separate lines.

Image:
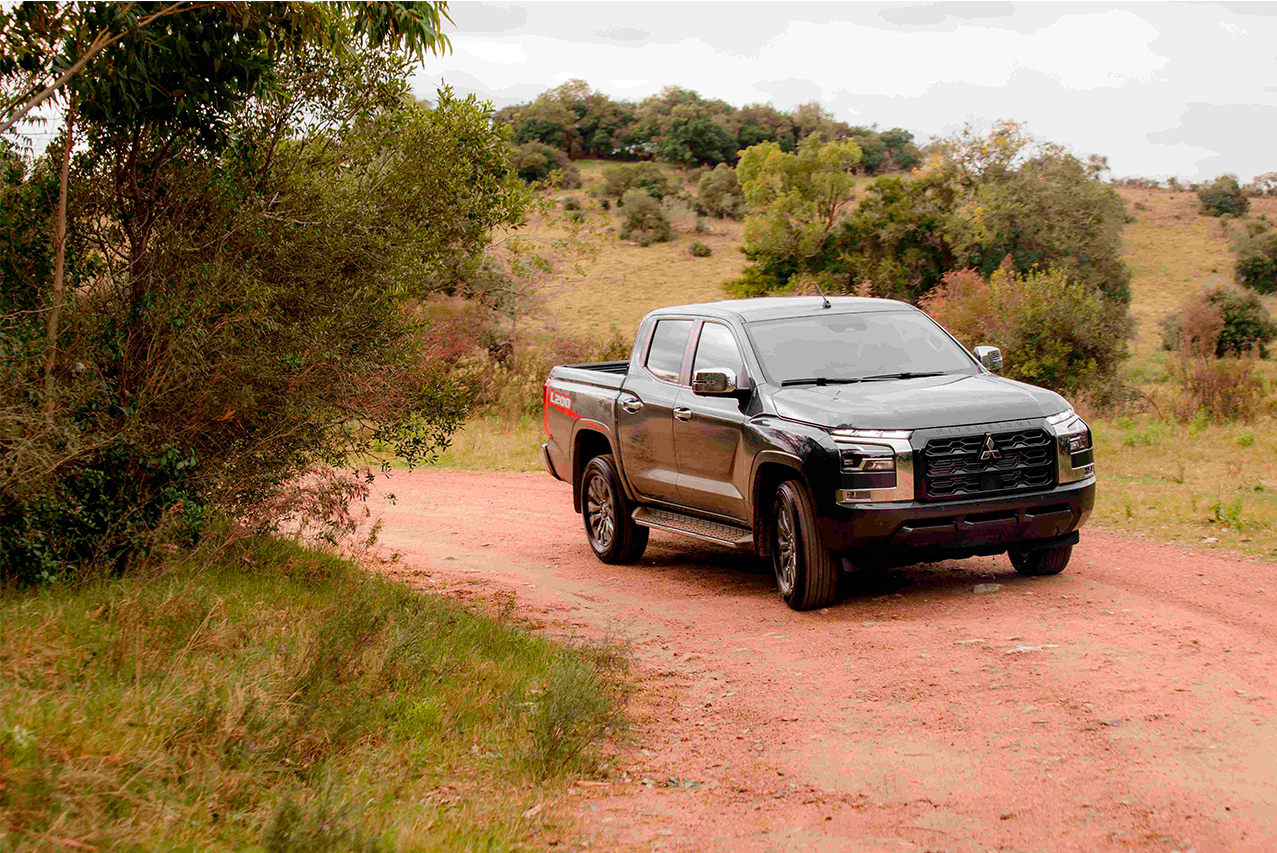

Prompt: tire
xmin=1010 ymin=543 xmax=1072 ymax=576
xmin=771 ymin=479 xmax=838 ymax=611
xmin=581 ymin=454 xmax=648 ymax=564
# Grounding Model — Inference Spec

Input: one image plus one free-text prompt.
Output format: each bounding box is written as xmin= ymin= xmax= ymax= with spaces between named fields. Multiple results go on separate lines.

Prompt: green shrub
xmin=695 ymin=163 xmax=744 ymax=219
xmin=601 ymin=162 xmax=674 ymax=199
xmin=689 ymin=241 xmax=712 ymax=257
xmin=618 ymin=189 xmax=675 ymax=245
xmin=1234 ymin=228 xmax=1277 ymax=294
xmin=562 ymin=196 xmax=581 ymax=211
xmin=511 ymin=142 xmax=582 ymax=188
xmin=2 ymin=442 xmax=203 ymax=584
xmin=1198 ymin=173 xmax=1250 ymax=217
xmin=1160 ymin=285 xmax=1276 ymax=357
xmin=921 ymin=265 xmax=1133 ymax=397
xmin=1237 ymin=429 xmax=1257 ymax=447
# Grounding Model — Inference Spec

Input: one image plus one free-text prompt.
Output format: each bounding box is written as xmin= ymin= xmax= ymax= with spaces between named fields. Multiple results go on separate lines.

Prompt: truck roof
xmin=645 ymin=296 xmax=916 ymax=324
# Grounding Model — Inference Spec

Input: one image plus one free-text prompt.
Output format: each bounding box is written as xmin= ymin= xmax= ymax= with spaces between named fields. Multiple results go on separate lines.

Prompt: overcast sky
xmin=412 ymin=1 xmax=1277 ymax=182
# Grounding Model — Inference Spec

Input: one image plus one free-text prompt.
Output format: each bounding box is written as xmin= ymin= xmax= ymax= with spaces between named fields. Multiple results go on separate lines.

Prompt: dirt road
xmin=370 ymin=469 xmax=1276 ymax=852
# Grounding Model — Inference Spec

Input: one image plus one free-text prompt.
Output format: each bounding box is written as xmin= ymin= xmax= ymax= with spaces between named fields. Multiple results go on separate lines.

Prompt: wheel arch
xmin=571 ymin=424 xmax=618 ymax=513
xmin=750 ymin=452 xmax=805 ymax=557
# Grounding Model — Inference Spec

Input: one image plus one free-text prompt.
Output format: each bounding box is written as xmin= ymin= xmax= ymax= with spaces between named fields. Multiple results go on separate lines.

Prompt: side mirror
xmin=974 ymin=345 xmax=1003 ymax=373
xmin=691 ymin=368 xmax=738 ymax=396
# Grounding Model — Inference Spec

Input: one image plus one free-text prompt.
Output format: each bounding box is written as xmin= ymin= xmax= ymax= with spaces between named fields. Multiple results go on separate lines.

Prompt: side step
xmin=632 ymin=507 xmax=754 ymax=550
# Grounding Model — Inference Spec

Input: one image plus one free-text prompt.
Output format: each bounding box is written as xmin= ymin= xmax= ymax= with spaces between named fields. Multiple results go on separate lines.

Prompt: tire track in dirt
xmin=371 ymin=469 xmax=1277 ymax=852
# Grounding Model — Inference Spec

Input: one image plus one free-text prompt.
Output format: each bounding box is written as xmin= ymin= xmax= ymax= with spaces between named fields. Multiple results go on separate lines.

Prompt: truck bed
xmin=549 ymin=361 xmax=629 ymax=391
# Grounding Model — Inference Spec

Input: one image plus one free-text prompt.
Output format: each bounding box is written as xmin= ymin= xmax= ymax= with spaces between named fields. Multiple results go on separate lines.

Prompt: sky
xmin=411 ymin=1 xmax=1277 ymax=182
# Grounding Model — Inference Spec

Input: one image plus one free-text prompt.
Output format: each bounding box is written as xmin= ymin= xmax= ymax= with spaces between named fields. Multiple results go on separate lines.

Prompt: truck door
xmin=616 ymin=317 xmax=693 ymax=504
xmin=673 ymin=321 xmax=750 ymax=520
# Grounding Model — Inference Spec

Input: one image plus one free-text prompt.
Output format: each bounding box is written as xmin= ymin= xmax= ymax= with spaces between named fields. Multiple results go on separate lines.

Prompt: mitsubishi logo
xmin=979 ymin=435 xmax=1001 ymax=461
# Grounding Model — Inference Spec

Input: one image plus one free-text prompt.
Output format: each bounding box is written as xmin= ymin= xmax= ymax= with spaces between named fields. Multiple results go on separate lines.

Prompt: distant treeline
xmin=492 ymin=79 xmax=922 ymax=173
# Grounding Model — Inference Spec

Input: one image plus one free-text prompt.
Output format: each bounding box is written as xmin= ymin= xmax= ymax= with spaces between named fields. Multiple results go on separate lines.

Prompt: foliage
xmin=1 ymin=6 xmax=531 ymax=582
xmin=601 ymin=161 xmax=674 ymax=199
xmin=0 ymin=533 xmax=627 ymax=849
xmin=510 ymin=141 xmax=582 ymax=187
xmin=921 ymin=265 xmax=1133 ymax=396
xmin=732 ymin=135 xmax=861 ymax=290
xmin=1233 ymin=226 xmax=1277 ymax=294
xmin=695 ymin=162 xmax=744 ymax=219
xmin=1197 ymin=173 xmax=1250 ymax=217
xmin=689 ymin=240 xmax=712 ymax=257
xmin=839 ymin=172 xmax=957 ymax=303
xmin=618 ymin=189 xmax=675 ymax=245
xmin=1160 ymin=285 xmax=1276 ymax=358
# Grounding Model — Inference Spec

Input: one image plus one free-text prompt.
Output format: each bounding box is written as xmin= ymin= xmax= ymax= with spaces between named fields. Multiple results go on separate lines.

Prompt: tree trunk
xmin=43 ymin=100 xmax=76 ymax=417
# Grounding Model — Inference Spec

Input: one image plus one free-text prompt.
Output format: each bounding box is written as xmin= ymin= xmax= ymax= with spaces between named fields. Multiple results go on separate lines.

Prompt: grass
xmin=1088 ymin=415 xmax=1277 ymax=558
xmin=435 ymin=416 xmax=545 ymax=473
xmin=0 ymin=533 xmax=626 ymax=851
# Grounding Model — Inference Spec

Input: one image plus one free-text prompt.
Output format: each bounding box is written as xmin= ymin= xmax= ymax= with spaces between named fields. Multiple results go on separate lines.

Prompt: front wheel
xmin=771 ymin=480 xmax=838 ymax=611
xmin=1010 ymin=543 xmax=1072 ymax=576
xmin=581 ymin=455 xmax=648 ymax=564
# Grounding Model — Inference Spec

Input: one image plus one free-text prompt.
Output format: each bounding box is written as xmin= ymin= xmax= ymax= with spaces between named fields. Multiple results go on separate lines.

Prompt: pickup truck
xmin=541 ymin=297 xmax=1095 ymax=610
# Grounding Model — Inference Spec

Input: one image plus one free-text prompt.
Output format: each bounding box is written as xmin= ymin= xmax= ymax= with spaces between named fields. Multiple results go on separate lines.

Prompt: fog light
xmin=837 ymin=489 xmax=875 ymax=503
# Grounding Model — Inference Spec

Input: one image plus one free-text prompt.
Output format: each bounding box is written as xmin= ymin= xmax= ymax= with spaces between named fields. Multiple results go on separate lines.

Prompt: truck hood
xmin=767 ymin=374 xmax=1068 ymax=430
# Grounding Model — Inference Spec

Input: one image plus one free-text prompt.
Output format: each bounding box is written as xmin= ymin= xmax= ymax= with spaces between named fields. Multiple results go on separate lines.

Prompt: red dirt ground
xmin=370 ymin=469 xmax=1276 ymax=852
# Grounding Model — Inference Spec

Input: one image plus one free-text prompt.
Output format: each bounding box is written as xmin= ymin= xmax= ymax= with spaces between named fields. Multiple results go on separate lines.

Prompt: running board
xmin=632 ymin=507 xmax=754 ymax=550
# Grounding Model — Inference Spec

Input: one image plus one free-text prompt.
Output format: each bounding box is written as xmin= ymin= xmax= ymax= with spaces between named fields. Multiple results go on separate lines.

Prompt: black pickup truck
xmin=542 ymin=297 xmax=1095 ymax=610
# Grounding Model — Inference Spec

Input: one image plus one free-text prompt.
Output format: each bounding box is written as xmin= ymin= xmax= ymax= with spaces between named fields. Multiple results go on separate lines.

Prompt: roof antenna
xmin=810 ymin=278 xmax=831 ymax=310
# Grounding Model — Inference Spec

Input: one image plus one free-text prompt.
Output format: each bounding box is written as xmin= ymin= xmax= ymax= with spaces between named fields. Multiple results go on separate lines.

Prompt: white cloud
xmin=452 ymin=39 xmax=527 ymax=65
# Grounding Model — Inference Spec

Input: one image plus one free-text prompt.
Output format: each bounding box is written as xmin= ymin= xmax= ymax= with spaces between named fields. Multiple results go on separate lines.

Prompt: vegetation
xmin=1198 ymin=173 xmax=1250 ymax=217
xmin=601 ymin=161 xmax=675 ymax=200
xmin=0 ymin=533 xmax=626 ymax=850
xmin=0 ymin=2 xmax=538 ymax=584
xmin=690 ymin=241 xmax=713 ymax=258
xmin=511 ymin=141 xmax=582 ymax=188
xmin=921 ymin=265 xmax=1134 ymax=398
xmin=695 ymin=163 xmax=744 ymax=219
xmin=1160 ymin=285 xmax=1276 ymax=358
xmin=493 ymin=79 xmax=920 ymax=174
xmin=618 ymin=189 xmax=675 ymax=245
xmin=1233 ymin=224 xmax=1277 ymax=294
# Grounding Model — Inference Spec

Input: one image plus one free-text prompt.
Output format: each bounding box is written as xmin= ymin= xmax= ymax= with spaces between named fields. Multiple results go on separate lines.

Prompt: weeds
xmin=0 ymin=533 xmax=627 ymax=850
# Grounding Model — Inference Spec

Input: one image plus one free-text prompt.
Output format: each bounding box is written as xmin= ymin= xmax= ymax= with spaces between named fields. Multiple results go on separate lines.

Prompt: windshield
xmin=745 ymin=310 xmax=979 ymax=385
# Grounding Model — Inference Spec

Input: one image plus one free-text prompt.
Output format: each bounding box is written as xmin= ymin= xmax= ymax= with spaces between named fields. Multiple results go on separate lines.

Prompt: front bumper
xmin=818 ymin=478 xmax=1095 ymax=563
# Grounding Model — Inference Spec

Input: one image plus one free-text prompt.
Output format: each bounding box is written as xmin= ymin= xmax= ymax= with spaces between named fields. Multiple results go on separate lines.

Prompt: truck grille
xmin=920 ymin=428 xmax=1055 ymax=501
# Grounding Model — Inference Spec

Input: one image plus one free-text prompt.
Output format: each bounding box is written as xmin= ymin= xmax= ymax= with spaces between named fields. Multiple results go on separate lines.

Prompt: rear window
xmin=645 ymin=319 xmax=693 ymax=383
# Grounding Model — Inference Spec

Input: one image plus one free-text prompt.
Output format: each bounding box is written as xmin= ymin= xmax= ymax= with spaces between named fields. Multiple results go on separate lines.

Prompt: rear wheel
xmin=581 ymin=455 xmax=648 ymax=564
xmin=771 ymin=480 xmax=838 ymax=610
xmin=1010 ymin=543 xmax=1072 ymax=576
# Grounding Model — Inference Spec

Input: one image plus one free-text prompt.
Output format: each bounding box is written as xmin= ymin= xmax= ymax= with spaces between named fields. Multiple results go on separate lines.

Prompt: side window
xmin=645 ymin=319 xmax=693 ymax=383
xmin=693 ymin=322 xmax=744 ymax=377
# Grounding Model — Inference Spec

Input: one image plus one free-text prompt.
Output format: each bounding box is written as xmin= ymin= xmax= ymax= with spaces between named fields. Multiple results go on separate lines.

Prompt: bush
xmin=1198 ymin=173 xmax=1250 ymax=217
xmin=689 ymin=241 xmax=712 ymax=257
xmin=1177 ymin=358 xmax=1265 ymax=422
xmin=618 ymin=189 xmax=675 ymax=245
xmin=1160 ymin=285 xmax=1276 ymax=357
xmin=511 ymin=142 xmax=583 ymax=188
xmin=601 ymin=162 xmax=674 ymax=199
xmin=921 ymin=265 xmax=1133 ymax=397
xmin=562 ymin=196 xmax=581 ymax=211
xmin=1234 ymin=227 xmax=1277 ymax=294
xmin=695 ymin=163 xmax=744 ymax=219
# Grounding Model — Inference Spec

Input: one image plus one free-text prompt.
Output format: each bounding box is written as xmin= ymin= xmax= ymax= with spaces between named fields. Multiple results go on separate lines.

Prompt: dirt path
xmin=370 ymin=469 xmax=1276 ymax=852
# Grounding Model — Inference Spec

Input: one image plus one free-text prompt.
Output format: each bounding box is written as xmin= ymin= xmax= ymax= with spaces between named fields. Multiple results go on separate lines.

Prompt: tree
xmin=696 ymin=163 xmax=744 ymax=219
xmin=733 ymin=135 xmax=861 ymax=289
xmin=1198 ymin=173 xmax=1250 ymax=217
xmin=1234 ymin=226 xmax=1277 ymax=294
xmin=1 ymin=2 xmax=536 ymax=582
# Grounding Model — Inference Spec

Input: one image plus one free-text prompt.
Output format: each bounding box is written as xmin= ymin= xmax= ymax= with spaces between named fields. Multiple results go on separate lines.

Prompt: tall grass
xmin=0 ymin=532 xmax=626 ymax=851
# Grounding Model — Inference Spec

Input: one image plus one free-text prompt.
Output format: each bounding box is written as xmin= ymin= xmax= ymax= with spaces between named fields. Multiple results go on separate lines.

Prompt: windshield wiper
xmin=779 ymin=377 xmax=867 ymax=387
xmin=855 ymin=371 xmax=951 ymax=381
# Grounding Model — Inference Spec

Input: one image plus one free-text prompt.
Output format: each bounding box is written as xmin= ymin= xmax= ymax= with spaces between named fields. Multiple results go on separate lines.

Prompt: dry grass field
xmin=442 ymin=175 xmax=1277 ymax=561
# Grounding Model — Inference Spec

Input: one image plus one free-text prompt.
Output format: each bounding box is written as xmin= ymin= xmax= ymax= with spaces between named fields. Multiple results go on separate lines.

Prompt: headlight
xmin=831 ymin=428 xmax=913 ymax=440
xmin=1066 ymin=430 xmax=1092 ymax=454
xmin=1045 ymin=407 xmax=1075 ymax=426
xmin=840 ymin=444 xmax=896 ymax=472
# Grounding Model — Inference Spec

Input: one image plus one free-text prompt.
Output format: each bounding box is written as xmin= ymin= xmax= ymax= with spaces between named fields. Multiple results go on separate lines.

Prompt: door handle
xmin=673 ymin=407 xmax=692 ymax=421
xmin=620 ymin=398 xmax=643 ymax=413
